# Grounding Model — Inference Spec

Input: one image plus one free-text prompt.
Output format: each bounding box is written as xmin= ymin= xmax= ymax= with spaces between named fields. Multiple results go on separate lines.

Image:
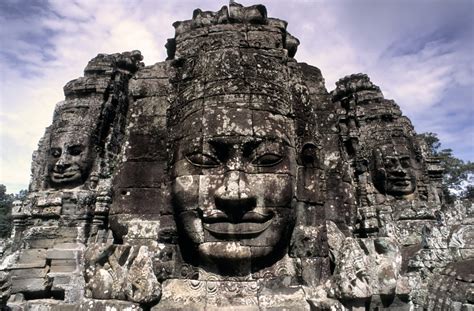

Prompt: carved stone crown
xmin=167 ymin=1 xmax=299 ymax=60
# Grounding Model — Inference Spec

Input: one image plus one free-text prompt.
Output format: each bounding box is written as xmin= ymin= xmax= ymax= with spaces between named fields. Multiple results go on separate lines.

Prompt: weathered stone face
xmin=47 ymin=131 xmax=94 ymax=188
xmin=172 ymin=99 xmax=297 ymax=270
xmin=372 ymin=144 xmax=418 ymax=196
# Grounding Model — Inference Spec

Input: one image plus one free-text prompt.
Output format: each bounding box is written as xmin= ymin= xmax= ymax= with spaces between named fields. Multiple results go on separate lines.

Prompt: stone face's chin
xmin=197 ymin=242 xmax=276 ymax=267
xmin=198 ymin=242 xmax=252 ymax=262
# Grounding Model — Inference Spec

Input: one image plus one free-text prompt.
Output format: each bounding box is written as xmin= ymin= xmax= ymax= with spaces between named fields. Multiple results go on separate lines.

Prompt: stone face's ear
xmin=166 ymin=38 xmax=176 ymax=60
xmin=297 ymin=142 xmax=323 ymax=204
xmin=285 ymin=32 xmax=299 ymax=58
xmin=371 ymin=148 xmax=387 ymax=194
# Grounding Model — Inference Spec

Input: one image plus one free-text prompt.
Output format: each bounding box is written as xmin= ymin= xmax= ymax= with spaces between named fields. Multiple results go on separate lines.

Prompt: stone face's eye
xmin=68 ymin=145 xmax=83 ymax=156
xmin=51 ymin=148 xmax=61 ymax=158
xmin=400 ymin=157 xmax=410 ymax=168
xmin=384 ymin=158 xmax=396 ymax=168
xmin=186 ymin=153 xmax=220 ymax=168
xmin=252 ymin=153 xmax=283 ymax=167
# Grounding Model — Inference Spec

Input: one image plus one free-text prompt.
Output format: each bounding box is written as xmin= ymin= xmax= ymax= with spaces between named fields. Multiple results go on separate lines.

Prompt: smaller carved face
xmin=373 ymin=145 xmax=417 ymax=196
xmin=47 ymin=132 xmax=93 ymax=188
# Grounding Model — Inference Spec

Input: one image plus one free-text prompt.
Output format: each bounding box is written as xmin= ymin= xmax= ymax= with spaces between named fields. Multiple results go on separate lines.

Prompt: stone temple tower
xmin=1 ymin=2 xmax=472 ymax=310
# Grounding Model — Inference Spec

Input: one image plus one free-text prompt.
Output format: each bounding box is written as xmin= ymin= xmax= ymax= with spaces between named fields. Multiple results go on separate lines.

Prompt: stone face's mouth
xmin=202 ymin=210 xmax=274 ymax=238
xmin=388 ymin=177 xmax=413 ymax=186
xmin=52 ymin=170 xmax=81 ymax=181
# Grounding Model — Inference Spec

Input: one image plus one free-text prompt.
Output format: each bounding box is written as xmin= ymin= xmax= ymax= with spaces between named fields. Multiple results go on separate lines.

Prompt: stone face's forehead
xmin=173 ymin=106 xmax=295 ymax=146
xmin=50 ymin=131 xmax=91 ymax=145
xmin=379 ymin=144 xmax=413 ymax=157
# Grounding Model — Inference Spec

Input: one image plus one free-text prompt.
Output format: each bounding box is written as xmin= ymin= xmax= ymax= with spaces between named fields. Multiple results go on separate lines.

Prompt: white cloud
xmin=0 ymin=0 xmax=472 ymax=193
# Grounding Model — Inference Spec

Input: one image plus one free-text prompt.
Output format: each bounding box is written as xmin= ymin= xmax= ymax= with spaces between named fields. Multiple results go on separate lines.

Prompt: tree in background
xmin=418 ymin=132 xmax=474 ymax=203
xmin=0 ymin=184 xmax=13 ymax=238
xmin=0 ymin=185 xmax=28 ymax=238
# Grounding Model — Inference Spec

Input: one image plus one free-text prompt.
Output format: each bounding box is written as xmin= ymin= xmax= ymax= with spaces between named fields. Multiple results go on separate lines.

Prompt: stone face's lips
xmin=52 ymin=170 xmax=81 ymax=181
xmin=388 ymin=177 xmax=413 ymax=186
xmin=202 ymin=211 xmax=274 ymax=238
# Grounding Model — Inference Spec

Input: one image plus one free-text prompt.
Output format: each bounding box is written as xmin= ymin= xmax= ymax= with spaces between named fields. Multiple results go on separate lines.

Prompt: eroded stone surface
xmin=1 ymin=2 xmax=472 ymax=310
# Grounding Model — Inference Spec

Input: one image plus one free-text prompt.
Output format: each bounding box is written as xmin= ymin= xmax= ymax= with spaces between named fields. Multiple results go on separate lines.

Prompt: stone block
xmin=11 ymin=277 xmax=49 ymax=293
xmin=158 ymin=279 xmax=207 ymax=309
xmin=10 ymin=268 xmax=47 ymax=279
xmin=111 ymin=187 xmax=168 ymax=216
xmin=50 ymin=273 xmax=74 ymax=286
xmin=300 ymin=257 xmax=331 ymax=287
xmin=124 ymin=220 xmax=160 ymax=240
xmin=23 ymin=238 xmax=56 ymax=249
xmin=46 ymin=249 xmax=76 ymax=260
xmin=129 ymin=77 xmax=170 ymax=98
xmin=114 ymin=161 xmax=166 ymax=188
xmin=17 ymin=300 xmax=78 ymax=311
xmin=158 ymin=215 xmax=178 ymax=243
xmin=290 ymin=225 xmax=328 ymax=258
xmin=79 ymin=299 xmax=141 ymax=310
xmin=130 ymin=114 xmax=167 ymax=135
xmin=52 ymin=243 xmax=84 ymax=250
xmin=258 ymin=286 xmax=309 ymax=310
xmin=125 ymin=133 xmax=168 ymax=161
xmin=49 ymin=259 xmax=78 ymax=273
xmin=12 ymin=249 xmax=47 ymax=269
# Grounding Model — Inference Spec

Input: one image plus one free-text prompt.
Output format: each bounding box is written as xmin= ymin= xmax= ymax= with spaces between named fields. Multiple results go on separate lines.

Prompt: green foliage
xmin=417 ymin=132 xmax=474 ymax=202
xmin=461 ymin=185 xmax=474 ymax=203
xmin=0 ymin=185 xmax=28 ymax=238
xmin=0 ymin=184 xmax=13 ymax=238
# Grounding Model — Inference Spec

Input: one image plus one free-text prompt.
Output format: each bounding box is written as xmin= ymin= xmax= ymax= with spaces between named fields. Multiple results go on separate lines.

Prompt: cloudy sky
xmin=0 ymin=0 xmax=473 ymax=193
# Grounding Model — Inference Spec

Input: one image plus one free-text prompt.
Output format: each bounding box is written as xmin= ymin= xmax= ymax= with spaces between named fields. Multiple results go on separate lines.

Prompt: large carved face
xmin=172 ymin=104 xmax=297 ymax=271
xmin=372 ymin=145 xmax=417 ymax=196
xmin=47 ymin=131 xmax=94 ymax=188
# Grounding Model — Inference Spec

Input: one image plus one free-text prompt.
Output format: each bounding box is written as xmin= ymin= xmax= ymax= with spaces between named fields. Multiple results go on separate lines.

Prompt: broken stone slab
xmin=52 ymin=243 xmax=85 ymax=250
xmin=8 ymin=299 xmax=78 ymax=311
xmin=10 ymin=268 xmax=47 ymax=279
xmin=258 ymin=286 xmax=310 ymax=310
xmin=80 ymin=299 xmax=143 ymax=310
xmin=11 ymin=276 xmax=51 ymax=293
xmin=129 ymin=77 xmax=171 ymax=98
xmin=158 ymin=279 xmax=207 ymax=308
xmin=11 ymin=249 xmax=47 ymax=269
xmin=46 ymin=249 xmax=77 ymax=260
xmin=123 ymin=220 xmax=160 ymax=240
xmin=49 ymin=259 xmax=78 ymax=273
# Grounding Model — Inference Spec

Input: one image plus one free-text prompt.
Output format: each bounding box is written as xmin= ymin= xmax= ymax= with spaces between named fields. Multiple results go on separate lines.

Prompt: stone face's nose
xmin=214 ymin=170 xmax=256 ymax=219
xmin=55 ymin=154 xmax=71 ymax=171
xmin=391 ymin=159 xmax=406 ymax=176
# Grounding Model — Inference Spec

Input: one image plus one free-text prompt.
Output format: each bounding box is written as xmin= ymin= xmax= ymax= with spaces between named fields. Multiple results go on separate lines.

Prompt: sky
xmin=0 ymin=0 xmax=473 ymax=194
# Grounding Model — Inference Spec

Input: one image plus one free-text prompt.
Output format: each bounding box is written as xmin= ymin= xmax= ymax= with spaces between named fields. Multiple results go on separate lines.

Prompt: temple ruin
xmin=0 ymin=2 xmax=472 ymax=310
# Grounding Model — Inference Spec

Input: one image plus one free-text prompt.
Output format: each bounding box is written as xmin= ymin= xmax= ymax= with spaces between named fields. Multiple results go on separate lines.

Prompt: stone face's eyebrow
xmin=205 ymin=136 xmax=289 ymax=149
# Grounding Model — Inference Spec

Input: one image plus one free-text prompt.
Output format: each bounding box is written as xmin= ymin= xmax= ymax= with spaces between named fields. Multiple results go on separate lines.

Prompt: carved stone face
xmin=373 ymin=145 xmax=417 ymax=196
xmin=47 ymin=132 xmax=94 ymax=188
xmin=172 ymin=104 xmax=297 ymax=271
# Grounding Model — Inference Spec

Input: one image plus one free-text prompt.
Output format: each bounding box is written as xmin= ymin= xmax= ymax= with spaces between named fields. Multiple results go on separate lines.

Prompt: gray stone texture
xmin=1 ymin=2 xmax=472 ymax=310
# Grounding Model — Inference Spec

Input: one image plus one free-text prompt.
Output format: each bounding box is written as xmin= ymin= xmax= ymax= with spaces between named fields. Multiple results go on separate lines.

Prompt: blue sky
xmin=0 ymin=0 xmax=473 ymax=193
